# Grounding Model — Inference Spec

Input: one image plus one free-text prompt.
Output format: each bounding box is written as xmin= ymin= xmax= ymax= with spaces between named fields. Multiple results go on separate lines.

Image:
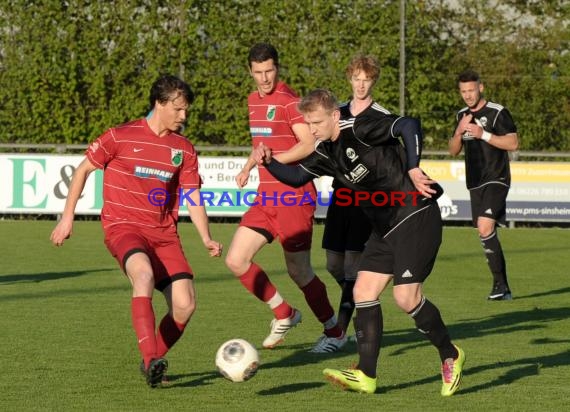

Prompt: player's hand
xmin=253 ymin=143 xmax=272 ymax=165
xmin=50 ymin=219 xmax=73 ymax=246
xmin=458 ymin=113 xmax=473 ymax=135
xmin=205 ymin=239 xmax=223 ymax=257
xmin=235 ymin=170 xmax=249 ymax=188
xmin=408 ymin=168 xmax=437 ymax=198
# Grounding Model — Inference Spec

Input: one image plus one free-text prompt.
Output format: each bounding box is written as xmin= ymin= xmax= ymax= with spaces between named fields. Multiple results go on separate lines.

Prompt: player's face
xmin=350 ymin=70 xmax=375 ymax=101
xmin=303 ymin=107 xmax=340 ymax=142
xmin=250 ymin=60 xmax=278 ymax=97
xmin=157 ymin=93 xmax=189 ymax=133
xmin=459 ymin=81 xmax=484 ymax=109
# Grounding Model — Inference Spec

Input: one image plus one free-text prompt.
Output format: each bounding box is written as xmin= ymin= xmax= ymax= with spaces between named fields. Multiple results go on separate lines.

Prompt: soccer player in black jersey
xmin=322 ymin=55 xmax=379 ymax=337
xmin=254 ymin=89 xmax=465 ymax=396
xmin=449 ymin=70 xmax=519 ymax=301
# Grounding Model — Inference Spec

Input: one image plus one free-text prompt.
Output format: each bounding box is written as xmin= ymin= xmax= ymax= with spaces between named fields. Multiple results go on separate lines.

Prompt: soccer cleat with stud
xmin=488 ymin=282 xmax=512 ymax=301
xmin=262 ymin=309 xmax=302 ymax=348
xmin=140 ymin=359 xmax=170 ymax=385
xmin=309 ymin=332 xmax=348 ymax=353
xmin=323 ymin=367 xmax=377 ymax=394
xmin=441 ymin=345 xmax=465 ymax=396
xmin=145 ymin=358 xmax=168 ymax=388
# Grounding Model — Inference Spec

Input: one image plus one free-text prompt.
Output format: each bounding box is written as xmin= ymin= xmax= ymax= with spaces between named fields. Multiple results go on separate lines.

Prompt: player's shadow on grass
xmin=380 ymin=349 xmax=570 ymax=396
xmin=514 ymin=286 xmax=570 ymax=300
xmin=162 ymin=371 xmax=221 ymax=389
xmin=384 ymin=306 xmax=570 ymax=357
xmin=0 ymin=268 xmax=115 ymax=285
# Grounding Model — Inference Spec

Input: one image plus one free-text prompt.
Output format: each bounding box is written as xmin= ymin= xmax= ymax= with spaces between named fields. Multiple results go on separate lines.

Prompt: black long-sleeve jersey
xmin=266 ymin=104 xmax=442 ymax=237
xmin=457 ymin=101 xmax=517 ymax=189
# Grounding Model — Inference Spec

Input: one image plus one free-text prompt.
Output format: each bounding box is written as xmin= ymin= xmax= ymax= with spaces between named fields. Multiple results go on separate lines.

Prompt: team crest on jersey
xmin=171 ymin=149 xmax=183 ymax=166
xmin=266 ymin=105 xmax=276 ymax=121
xmin=478 ymin=117 xmax=488 ymax=128
xmin=346 ymin=147 xmax=358 ymax=162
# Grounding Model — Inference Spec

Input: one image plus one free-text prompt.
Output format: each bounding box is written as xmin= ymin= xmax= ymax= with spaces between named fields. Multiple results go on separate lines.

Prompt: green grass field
xmin=1 ymin=220 xmax=569 ymax=411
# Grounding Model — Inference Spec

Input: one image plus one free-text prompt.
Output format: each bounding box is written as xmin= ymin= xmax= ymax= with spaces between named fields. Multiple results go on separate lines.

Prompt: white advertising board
xmin=1 ymin=154 xmax=569 ymax=222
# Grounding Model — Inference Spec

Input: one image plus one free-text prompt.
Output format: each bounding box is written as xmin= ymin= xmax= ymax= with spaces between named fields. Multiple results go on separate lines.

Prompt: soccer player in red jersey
xmin=225 ymin=43 xmax=346 ymax=353
xmin=50 ymin=75 xmax=222 ymax=387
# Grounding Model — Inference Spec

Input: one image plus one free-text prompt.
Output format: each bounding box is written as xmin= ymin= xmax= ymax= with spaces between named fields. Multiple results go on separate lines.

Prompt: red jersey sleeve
xmin=86 ymin=128 xmax=116 ymax=169
xmin=178 ymin=140 xmax=202 ymax=190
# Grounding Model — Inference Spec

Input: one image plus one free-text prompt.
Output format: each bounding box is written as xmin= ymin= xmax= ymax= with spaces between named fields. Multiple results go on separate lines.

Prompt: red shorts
xmin=239 ymin=203 xmax=315 ymax=252
xmin=104 ymin=224 xmax=193 ymax=291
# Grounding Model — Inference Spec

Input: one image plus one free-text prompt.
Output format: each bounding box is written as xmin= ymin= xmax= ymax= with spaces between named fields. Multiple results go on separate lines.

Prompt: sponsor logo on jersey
xmin=135 ymin=166 xmax=174 ymax=182
xmin=344 ymin=163 xmax=369 ymax=183
xmin=250 ymin=127 xmax=272 ymax=137
xmin=171 ymin=149 xmax=183 ymax=166
xmin=266 ymin=105 xmax=276 ymax=121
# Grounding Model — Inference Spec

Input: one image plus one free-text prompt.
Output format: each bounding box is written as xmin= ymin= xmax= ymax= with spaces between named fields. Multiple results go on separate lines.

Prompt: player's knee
xmin=172 ymin=299 xmax=196 ymax=323
xmin=225 ymin=252 xmax=248 ymax=276
xmin=393 ymin=291 xmax=420 ymax=313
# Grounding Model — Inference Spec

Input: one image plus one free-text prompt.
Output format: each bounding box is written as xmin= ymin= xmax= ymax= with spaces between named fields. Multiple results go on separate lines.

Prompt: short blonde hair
xmin=298 ymin=89 xmax=338 ymax=114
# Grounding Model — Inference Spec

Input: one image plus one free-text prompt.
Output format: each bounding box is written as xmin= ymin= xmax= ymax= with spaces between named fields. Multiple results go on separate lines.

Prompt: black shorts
xmin=469 ymin=183 xmax=508 ymax=227
xmin=322 ymin=195 xmax=372 ymax=253
xmin=358 ymin=203 xmax=442 ymax=285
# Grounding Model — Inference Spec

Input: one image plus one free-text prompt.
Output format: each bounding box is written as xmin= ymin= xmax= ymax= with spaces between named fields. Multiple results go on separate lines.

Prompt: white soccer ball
xmin=215 ymin=338 xmax=260 ymax=382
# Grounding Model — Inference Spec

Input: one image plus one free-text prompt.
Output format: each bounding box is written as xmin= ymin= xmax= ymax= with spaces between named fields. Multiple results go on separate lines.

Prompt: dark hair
xmin=298 ymin=88 xmax=338 ymax=114
xmin=149 ymin=75 xmax=194 ymax=110
xmin=458 ymin=69 xmax=481 ymax=84
xmin=248 ymin=43 xmax=279 ymax=68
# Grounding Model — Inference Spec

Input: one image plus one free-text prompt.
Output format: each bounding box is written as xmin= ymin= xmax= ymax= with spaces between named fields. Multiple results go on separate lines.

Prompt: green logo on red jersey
xmin=171 ymin=149 xmax=183 ymax=166
xmin=266 ymin=105 xmax=276 ymax=121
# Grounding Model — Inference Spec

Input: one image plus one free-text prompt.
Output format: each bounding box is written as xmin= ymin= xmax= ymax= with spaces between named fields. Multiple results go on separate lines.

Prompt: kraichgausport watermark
xmin=147 ymin=187 xmax=423 ymax=207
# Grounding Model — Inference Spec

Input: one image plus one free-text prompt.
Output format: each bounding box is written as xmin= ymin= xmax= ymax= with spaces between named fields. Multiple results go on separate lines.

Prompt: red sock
xmin=239 ymin=263 xmax=293 ymax=319
xmin=156 ymin=314 xmax=187 ymax=358
xmin=131 ymin=297 xmax=157 ymax=368
xmin=301 ymin=276 xmax=342 ymax=338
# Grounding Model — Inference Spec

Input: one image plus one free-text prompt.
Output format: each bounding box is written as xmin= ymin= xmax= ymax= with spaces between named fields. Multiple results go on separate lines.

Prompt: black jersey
xmin=457 ymin=101 xmax=517 ymax=189
xmin=330 ymin=100 xmax=392 ymax=190
xmin=276 ymin=104 xmax=441 ymax=237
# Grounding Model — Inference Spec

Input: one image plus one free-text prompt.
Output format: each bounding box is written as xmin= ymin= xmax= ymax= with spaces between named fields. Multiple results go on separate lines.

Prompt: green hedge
xmin=1 ymin=0 xmax=568 ymax=152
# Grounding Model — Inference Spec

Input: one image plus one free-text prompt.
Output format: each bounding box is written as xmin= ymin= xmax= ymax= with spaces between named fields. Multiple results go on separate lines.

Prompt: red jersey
xmin=86 ymin=118 xmax=201 ymax=230
xmin=248 ymin=81 xmax=316 ymax=203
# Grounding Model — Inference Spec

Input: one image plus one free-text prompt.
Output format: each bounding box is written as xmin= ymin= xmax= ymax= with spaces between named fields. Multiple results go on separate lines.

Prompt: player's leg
xmin=325 ymin=249 xmax=355 ymax=334
xmin=226 ymin=220 xmax=299 ymax=348
xmin=123 ymin=251 xmax=166 ymax=386
xmin=156 ymin=278 xmax=195 ymax=358
xmin=393 ymin=203 xmax=464 ymax=396
xmin=477 ymin=216 xmax=511 ymax=300
xmin=323 ymin=270 xmax=390 ymax=393
xmin=472 ymin=186 xmax=511 ymax=300
xmin=275 ymin=202 xmax=344 ymax=351
xmin=284 ymin=249 xmax=345 ymax=352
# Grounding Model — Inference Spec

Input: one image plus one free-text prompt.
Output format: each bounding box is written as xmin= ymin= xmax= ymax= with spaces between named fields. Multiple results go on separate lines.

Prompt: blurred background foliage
xmin=0 ymin=0 xmax=568 ymax=152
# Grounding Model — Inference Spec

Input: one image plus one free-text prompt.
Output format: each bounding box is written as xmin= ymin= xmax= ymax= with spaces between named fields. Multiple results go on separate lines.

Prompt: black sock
xmin=354 ymin=301 xmax=383 ymax=378
xmin=409 ymin=296 xmax=457 ymax=362
xmin=480 ymin=231 xmax=509 ymax=289
xmin=337 ymin=279 xmax=355 ymax=333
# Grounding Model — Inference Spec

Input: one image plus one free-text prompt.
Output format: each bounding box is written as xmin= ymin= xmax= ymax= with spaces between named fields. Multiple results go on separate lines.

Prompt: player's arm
xmin=392 ymin=117 xmax=442 ymax=198
xmin=50 ymin=157 xmax=98 ymax=246
xmin=272 ymin=122 xmax=316 ymax=164
xmin=235 ymin=153 xmax=257 ymax=189
xmin=255 ymin=143 xmax=315 ymax=187
xmin=474 ymin=130 xmax=519 ymax=151
xmin=185 ymin=189 xmax=223 ymax=257
xmin=449 ymin=113 xmax=471 ymax=156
